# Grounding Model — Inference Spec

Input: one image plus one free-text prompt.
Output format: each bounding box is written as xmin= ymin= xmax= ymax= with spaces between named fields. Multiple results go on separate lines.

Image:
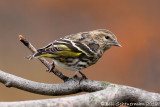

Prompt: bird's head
xmin=90 ymin=29 xmax=122 ymax=51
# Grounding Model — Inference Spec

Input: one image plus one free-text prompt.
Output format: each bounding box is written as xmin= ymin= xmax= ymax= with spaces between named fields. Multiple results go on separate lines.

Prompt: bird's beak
xmin=113 ymin=40 xmax=122 ymax=47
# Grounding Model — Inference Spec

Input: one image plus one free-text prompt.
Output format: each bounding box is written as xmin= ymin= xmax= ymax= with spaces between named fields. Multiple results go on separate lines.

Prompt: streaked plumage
xmin=28 ymin=29 xmax=121 ymax=78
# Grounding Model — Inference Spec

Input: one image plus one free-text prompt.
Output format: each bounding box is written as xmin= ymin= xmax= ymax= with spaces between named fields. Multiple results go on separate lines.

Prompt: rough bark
xmin=0 ymin=69 xmax=160 ymax=107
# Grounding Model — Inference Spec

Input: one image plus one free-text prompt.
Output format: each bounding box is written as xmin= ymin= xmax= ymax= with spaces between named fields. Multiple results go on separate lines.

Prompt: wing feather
xmin=34 ymin=37 xmax=95 ymax=58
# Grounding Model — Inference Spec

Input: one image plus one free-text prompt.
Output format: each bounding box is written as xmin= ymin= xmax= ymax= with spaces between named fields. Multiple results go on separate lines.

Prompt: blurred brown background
xmin=0 ymin=0 xmax=160 ymax=101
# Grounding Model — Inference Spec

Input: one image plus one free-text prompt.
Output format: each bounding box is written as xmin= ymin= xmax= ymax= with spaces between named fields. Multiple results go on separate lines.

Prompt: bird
xmin=27 ymin=29 xmax=121 ymax=79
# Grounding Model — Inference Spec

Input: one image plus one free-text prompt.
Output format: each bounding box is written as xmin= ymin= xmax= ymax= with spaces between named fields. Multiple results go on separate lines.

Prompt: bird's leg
xmin=78 ymin=71 xmax=88 ymax=84
xmin=78 ymin=71 xmax=88 ymax=79
xmin=46 ymin=61 xmax=55 ymax=73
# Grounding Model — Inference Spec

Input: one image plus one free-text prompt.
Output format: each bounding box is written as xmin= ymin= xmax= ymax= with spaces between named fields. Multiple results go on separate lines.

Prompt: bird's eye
xmin=105 ymin=36 xmax=110 ymax=39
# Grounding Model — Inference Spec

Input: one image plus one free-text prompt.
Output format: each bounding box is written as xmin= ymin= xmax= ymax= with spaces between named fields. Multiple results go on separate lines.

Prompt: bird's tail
xmin=25 ymin=49 xmax=53 ymax=60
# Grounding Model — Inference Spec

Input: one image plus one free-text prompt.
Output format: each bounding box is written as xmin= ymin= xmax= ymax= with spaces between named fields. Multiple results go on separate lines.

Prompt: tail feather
xmin=25 ymin=54 xmax=36 ymax=60
xmin=25 ymin=52 xmax=42 ymax=60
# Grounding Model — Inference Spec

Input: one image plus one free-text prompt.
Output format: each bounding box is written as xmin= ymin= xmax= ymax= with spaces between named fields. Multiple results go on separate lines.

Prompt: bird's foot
xmin=78 ymin=71 xmax=88 ymax=84
xmin=46 ymin=62 xmax=55 ymax=73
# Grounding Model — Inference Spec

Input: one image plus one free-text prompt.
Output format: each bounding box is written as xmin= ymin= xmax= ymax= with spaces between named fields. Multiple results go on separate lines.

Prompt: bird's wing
xmin=32 ymin=32 xmax=99 ymax=59
xmin=52 ymin=38 xmax=95 ymax=57
xmin=33 ymin=41 xmax=81 ymax=58
xmin=33 ymin=38 xmax=94 ymax=58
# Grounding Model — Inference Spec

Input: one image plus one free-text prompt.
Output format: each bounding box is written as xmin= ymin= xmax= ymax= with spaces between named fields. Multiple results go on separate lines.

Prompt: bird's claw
xmin=78 ymin=71 xmax=88 ymax=84
xmin=46 ymin=62 xmax=55 ymax=73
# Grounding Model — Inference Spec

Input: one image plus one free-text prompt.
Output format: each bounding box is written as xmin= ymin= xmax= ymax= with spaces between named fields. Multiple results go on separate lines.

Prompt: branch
xmin=0 ymin=69 xmax=160 ymax=107
xmin=0 ymin=70 xmax=104 ymax=95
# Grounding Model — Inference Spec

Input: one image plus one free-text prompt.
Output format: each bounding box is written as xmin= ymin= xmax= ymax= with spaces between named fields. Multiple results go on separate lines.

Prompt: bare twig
xmin=19 ymin=35 xmax=69 ymax=81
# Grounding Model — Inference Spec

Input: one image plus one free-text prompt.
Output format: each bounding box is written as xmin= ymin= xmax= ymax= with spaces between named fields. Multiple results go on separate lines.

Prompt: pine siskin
xmin=27 ymin=29 xmax=121 ymax=79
